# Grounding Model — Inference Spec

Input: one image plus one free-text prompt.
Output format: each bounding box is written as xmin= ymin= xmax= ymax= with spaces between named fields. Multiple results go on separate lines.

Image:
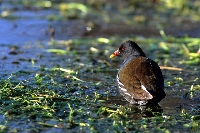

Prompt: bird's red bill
xmin=110 ymin=49 xmax=119 ymax=58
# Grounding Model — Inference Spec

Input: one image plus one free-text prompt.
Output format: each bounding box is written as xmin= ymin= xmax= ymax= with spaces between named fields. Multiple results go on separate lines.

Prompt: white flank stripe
xmin=141 ymin=85 xmax=149 ymax=93
xmin=117 ymin=74 xmax=132 ymax=97
xmin=117 ymin=75 xmax=124 ymax=86
xmin=124 ymin=92 xmax=132 ymax=96
xmin=118 ymin=81 xmax=124 ymax=86
xmin=119 ymin=86 xmax=128 ymax=92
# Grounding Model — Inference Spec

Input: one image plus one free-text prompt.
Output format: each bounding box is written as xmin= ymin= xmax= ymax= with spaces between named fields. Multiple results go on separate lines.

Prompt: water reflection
xmin=103 ymin=89 xmax=199 ymax=120
xmin=102 ymin=95 xmax=163 ymax=119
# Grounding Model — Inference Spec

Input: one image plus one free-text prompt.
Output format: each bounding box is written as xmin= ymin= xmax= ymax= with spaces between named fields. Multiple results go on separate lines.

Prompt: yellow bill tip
xmin=109 ymin=53 xmax=116 ymax=58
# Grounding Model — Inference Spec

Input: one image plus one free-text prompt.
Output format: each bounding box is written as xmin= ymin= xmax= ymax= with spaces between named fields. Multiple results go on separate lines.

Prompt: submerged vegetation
xmin=0 ymin=36 xmax=200 ymax=132
xmin=0 ymin=0 xmax=200 ymax=132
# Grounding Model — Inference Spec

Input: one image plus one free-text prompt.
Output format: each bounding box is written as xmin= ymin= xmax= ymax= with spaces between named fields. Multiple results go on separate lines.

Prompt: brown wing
xmin=136 ymin=57 xmax=165 ymax=102
xmin=135 ymin=57 xmax=161 ymax=91
xmin=118 ymin=57 xmax=154 ymax=100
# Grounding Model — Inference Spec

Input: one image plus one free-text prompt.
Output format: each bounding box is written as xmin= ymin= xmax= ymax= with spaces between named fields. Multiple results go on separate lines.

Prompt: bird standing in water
xmin=110 ymin=40 xmax=166 ymax=105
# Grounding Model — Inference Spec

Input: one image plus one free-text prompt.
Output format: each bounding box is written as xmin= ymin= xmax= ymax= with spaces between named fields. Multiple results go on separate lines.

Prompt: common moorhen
xmin=110 ymin=40 xmax=166 ymax=105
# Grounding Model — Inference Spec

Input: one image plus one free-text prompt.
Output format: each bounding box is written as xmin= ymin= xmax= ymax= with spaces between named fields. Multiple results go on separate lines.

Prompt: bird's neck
xmin=122 ymin=55 xmax=136 ymax=67
xmin=123 ymin=53 xmax=145 ymax=62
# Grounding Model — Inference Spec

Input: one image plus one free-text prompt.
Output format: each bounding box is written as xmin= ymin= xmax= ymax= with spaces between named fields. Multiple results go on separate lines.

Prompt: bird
xmin=110 ymin=40 xmax=166 ymax=105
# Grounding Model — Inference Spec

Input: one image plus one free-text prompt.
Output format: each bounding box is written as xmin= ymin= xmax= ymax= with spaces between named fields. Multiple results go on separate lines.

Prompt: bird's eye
xmin=121 ymin=46 xmax=125 ymax=51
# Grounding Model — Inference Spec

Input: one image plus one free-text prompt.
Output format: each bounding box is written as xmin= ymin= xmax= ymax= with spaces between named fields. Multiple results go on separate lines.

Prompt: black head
xmin=110 ymin=40 xmax=146 ymax=60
